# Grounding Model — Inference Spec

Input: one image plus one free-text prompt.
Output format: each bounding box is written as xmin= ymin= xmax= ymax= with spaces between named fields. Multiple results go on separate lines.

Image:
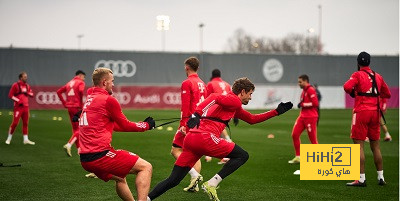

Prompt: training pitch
xmin=0 ymin=109 xmax=398 ymax=200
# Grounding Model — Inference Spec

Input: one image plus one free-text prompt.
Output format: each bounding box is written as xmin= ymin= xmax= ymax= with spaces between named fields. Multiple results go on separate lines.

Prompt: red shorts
xmin=175 ymin=132 xmax=235 ymax=168
xmin=172 ymin=130 xmax=185 ymax=148
xmin=351 ymin=110 xmax=380 ymax=141
xmin=81 ymin=149 xmax=139 ymax=182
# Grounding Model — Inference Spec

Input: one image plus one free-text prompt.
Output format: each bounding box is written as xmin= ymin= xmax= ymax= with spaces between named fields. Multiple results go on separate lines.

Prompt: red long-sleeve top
xmin=190 ymin=92 xmax=278 ymax=137
xmin=343 ymin=66 xmax=391 ymax=113
xmin=8 ymin=80 xmax=33 ymax=107
xmin=56 ymin=76 xmax=85 ymax=108
xmin=298 ymin=84 xmax=319 ymax=118
xmin=79 ymin=87 xmax=149 ymax=154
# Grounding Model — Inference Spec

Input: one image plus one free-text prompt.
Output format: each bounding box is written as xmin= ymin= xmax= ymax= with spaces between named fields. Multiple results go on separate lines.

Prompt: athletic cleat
xmin=85 ymin=173 xmax=98 ymax=178
xmin=202 ymin=182 xmax=220 ymax=201
xmin=205 ymin=156 xmax=212 ymax=162
xmin=183 ymin=175 xmax=203 ymax=192
xmin=63 ymin=144 xmax=72 ymax=157
xmin=346 ymin=180 xmax=366 ymax=187
xmin=5 ymin=140 xmax=11 ymax=145
xmin=288 ymin=156 xmax=300 ymax=164
xmin=384 ymin=136 xmax=392 ymax=142
xmin=217 ymin=158 xmax=230 ymax=165
xmin=378 ymin=179 xmax=386 ymax=186
xmin=23 ymin=140 xmax=35 ymax=145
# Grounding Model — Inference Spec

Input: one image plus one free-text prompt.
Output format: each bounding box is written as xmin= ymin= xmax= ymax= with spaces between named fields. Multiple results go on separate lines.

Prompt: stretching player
xmin=5 ymin=72 xmax=35 ymax=145
xmin=344 ymin=52 xmax=391 ymax=186
xmin=170 ymin=57 xmax=207 ymax=192
xmin=79 ymin=68 xmax=155 ymax=200
xmin=205 ymin=69 xmax=233 ymax=164
xmin=57 ymin=70 xmax=86 ymax=156
xmin=288 ymin=74 xmax=319 ymax=164
xmin=148 ymin=77 xmax=293 ymax=201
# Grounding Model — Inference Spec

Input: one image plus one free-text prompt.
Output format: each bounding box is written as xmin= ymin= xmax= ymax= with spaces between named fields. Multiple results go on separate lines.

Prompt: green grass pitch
xmin=0 ymin=109 xmax=398 ymax=200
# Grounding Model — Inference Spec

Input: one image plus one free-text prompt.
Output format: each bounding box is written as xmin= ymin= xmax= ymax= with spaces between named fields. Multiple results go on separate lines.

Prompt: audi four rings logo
xmin=113 ymin=92 xmax=131 ymax=105
xmin=163 ymin=92 xmax=181 ymax=105
xmin=36 ymin=92 xmax=62 ymax=104
xmin=94 ymin=60 xmax=137 ymax=77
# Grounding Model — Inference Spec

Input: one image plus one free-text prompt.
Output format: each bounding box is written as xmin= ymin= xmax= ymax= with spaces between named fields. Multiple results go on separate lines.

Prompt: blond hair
xmin=92 ymin=68 xmax=113 ymax=86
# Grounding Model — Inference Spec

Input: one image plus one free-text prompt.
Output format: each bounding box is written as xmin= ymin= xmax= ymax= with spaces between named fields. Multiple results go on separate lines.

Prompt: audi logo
xmin=94 ymin=60 xmax=137 ymax=77
xmin=163 ymin=92 xmax=181 ymax=105
xmin=113 ymin=92 xmax=131 ymax=105
xmin=36 ymin=92 xmax=62 ymax=105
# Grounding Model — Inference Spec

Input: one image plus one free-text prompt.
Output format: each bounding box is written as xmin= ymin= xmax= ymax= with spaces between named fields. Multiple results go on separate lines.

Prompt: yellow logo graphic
xmin=300 ymin=144 xmax=360 ymax=180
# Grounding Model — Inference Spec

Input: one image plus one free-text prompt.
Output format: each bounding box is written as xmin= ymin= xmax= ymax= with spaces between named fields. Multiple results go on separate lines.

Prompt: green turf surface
xmin=0 ymin=109 xmax=398 ymax=201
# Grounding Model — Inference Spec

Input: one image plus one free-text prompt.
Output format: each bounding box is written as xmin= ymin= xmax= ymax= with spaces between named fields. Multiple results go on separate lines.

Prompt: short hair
xmin=19 ymin=71 xmax=27 ymax=79
xmin=184 ymin=57 xmax=199 ymax=72
xmin=211 ymin=69 xmax=221 ymax=80
xmin=298 ymin=74 xmax=309 ymax=82
xmin=76 ymin=70 xmax=86 ymax=76
xmin=92 ymin=68 xmax=113 ymax=86
xmin=232 ymin=77 xmax=255 ymax=95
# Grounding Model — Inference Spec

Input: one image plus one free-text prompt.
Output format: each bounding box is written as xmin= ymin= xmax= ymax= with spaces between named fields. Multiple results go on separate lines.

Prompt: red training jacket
xmin=299 ymin=84 xmax=319 ymax=118
xmin=206 ymin=77 xmax=231 ymax=97
xmin=8 ymin=80 xmax=33 ymax=107
xmin=57 ymin=76 xmax=85 ymax=108
xmin=190 ymin=92 xmax=278 ymax=137
xmin=343 ymin=66 xmax=391 ymax=113
xmin=79 ymin=87 xmax=149 ymax=154
xmin=180 ymin=73 xmax=207 ymax=130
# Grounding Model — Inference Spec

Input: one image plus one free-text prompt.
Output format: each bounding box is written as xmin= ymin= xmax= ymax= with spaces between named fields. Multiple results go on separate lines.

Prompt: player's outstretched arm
xmin=106 ymin=96 xmax=153 ymax=132
xmin=236 ymin=102 xmax=293 ymax=124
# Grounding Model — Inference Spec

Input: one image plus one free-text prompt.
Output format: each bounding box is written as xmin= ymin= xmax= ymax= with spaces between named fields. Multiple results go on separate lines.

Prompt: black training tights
xmin=217 ymin=144 xmax=249 ymax=179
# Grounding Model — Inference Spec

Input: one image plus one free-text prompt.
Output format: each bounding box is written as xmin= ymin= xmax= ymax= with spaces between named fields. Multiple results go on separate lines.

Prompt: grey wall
xmin=0 ymin=48 xmax=398 ymax=87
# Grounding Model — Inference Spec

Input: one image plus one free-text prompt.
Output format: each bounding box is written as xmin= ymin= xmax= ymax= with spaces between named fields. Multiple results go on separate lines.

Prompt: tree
xmin=226 ymin=29 xmax=322 ymax=54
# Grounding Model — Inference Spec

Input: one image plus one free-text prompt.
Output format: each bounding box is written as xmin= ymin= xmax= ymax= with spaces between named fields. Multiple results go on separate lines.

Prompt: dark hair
xmin=232 ymin=77 xmax=255 ymax=95
xmin=211 ymin=69 xmax=221 ymax=80
xmin=19 ymin=71 xmax=27 ymax=79
xmin=184 ymin=57 xmax=199 ymax=71
xmin=357 ymin=51 xmax=370 ymax=66
xmin=76 ymin=70 xmax=86 ymax=76
xmin=298 ymin=74 xmax=309 ymax=82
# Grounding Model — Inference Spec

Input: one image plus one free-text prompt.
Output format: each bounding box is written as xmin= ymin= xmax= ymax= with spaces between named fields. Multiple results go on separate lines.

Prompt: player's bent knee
xmin=130 ymin=158 xmax=152 ymax=174
xmin=241 ymin=150 xmax=249 ymax=163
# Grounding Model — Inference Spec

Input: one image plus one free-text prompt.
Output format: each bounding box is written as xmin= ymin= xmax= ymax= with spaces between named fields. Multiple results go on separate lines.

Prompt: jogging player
xmin=57 ymin=70 xmax=86 ymax=156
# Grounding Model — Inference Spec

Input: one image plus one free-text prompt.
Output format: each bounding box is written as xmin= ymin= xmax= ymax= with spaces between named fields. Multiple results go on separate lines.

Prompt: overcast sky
xmin=0 ymin=0 xmax=398 ymax=55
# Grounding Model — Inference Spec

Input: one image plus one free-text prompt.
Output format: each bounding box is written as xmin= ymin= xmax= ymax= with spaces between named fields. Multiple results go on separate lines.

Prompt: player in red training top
xmin=148 ymin=77 xmax=293 ymax=201
xmin=171 ymin=57 xmax=207 ymax=192
xmin=79 ymin=68 xmax=156 ymax=200
xmin=57 ymin=70 xmax=86 ymax=157
xmin=380 ymin=98 xmax=392 ymax=141
xmin=288 ymin=74 xmax=319 ymax=164
xmin=205 ymin=69 xmax=233 ymax=164
xmin=344 ymin=52 xmax=391 ymax=187
xmin=5 ymin=72 xmax=35 ymax=145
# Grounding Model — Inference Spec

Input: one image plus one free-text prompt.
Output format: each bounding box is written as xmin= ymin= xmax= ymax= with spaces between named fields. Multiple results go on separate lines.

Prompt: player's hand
xmin=72 ymin=110 xmax=82 ymax=122
xmin=233 ymin=118 xmax=239 ymax=126
xmin=143 ymin=116 xmax=155 ymax=130
xmin=276 ymin=102 xmax=293 ymax=115
xmin=187 ymin=113 xmax=201 ymax=129
xmin=179 ymin=126 xmax=187 ymax=135
xmin=350 ymin=89 xmax=356 ymax=98
xmin=297 ymin=102 xmax=302 ymax=108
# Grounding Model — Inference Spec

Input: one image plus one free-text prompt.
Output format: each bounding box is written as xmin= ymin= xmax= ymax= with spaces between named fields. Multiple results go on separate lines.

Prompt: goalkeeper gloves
xmin=143 ymin=116 xmax=155 ymax=130
xmin=187 ymin=113 xmax=201 ymax=129
xmin=350 ymin=89 xmax=356 ymax=98
xmin=276 ymin=102 xmax=293 ymax=115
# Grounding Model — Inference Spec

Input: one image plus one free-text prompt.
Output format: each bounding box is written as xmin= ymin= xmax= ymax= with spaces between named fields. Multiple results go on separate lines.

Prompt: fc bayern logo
xmin=262 ymin=59 xmax=284 ymax=82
